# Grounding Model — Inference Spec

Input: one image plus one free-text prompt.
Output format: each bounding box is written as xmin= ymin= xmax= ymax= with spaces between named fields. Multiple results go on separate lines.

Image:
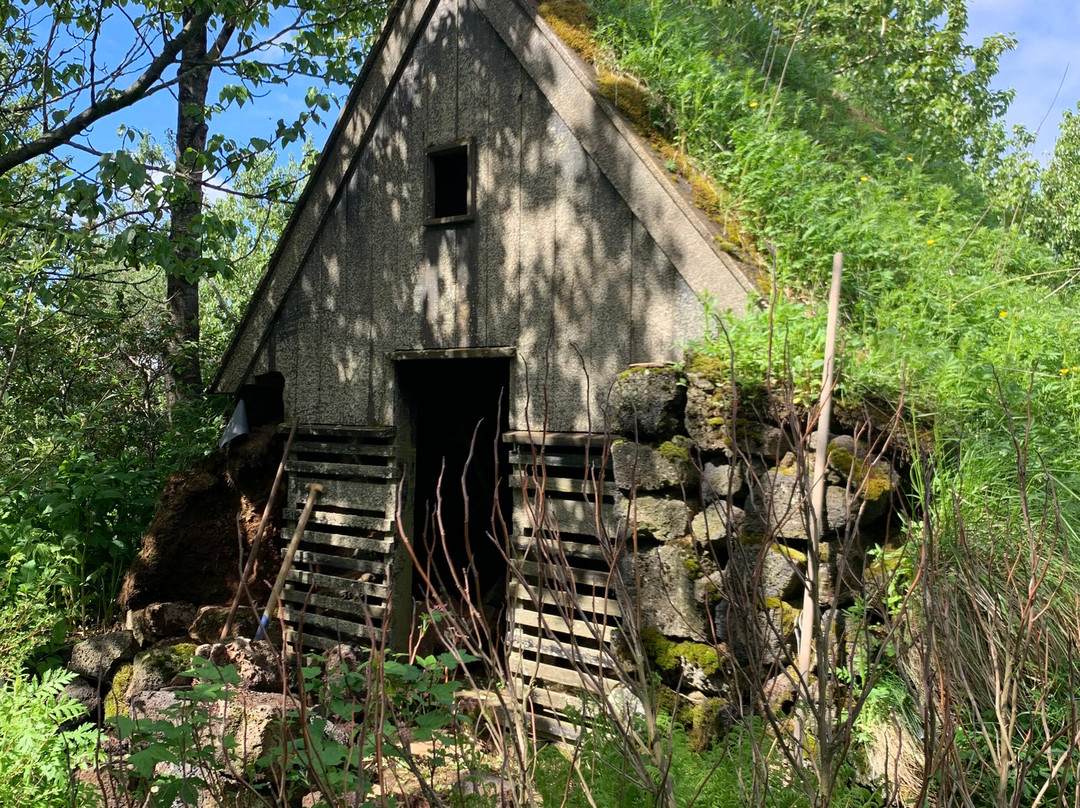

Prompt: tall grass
xmin=589 ymin=0 xmax=1080 ymax=532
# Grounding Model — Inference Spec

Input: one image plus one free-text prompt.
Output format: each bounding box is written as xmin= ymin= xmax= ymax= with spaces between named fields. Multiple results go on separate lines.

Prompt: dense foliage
xmin=3 ymin=0 xmax=1080 ymax=804
xmin=0 ymin=0 xmax=386 ymax=651
xmin=588 ymin=0 xmax=1080 ymax=524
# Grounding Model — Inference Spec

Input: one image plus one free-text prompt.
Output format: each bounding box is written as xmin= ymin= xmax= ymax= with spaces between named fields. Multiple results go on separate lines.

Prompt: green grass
xmin=589 ymin=0 xmax=1080 ymax=534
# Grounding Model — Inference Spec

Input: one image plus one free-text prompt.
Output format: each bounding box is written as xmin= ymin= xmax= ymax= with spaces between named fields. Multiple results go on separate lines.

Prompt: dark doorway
xmin=396 ymin=357 xmax=512 ymax=634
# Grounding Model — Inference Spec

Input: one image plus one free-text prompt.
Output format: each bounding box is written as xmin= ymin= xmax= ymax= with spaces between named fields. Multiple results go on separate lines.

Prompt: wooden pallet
xmin=279 ymin=425 xmax=407 ymax=654
xmin=504 ymin=431 xmax=624 ymax=740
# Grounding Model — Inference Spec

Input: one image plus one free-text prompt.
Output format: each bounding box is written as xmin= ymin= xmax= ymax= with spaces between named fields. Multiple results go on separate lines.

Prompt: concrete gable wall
xmin=252 ymin=0 xmax=706 ymax=431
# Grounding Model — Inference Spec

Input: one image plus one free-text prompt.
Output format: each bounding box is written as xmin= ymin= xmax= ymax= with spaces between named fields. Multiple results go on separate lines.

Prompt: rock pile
xmin=609 ymin=361 xmax=902 ymax=744
xmin=59 ymin=602 xmax=280 ymax=725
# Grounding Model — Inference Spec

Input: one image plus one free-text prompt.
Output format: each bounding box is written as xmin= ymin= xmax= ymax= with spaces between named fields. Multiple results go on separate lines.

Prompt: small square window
xmin=425 ymin=139 xmax=474 ymax=225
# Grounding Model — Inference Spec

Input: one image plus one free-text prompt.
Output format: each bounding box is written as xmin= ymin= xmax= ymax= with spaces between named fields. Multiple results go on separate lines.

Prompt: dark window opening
xmin=426 ymin=139 xmax=474 ymax=225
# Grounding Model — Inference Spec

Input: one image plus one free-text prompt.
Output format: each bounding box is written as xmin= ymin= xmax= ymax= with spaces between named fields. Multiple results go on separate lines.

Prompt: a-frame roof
xmin=211 ymin=0 xmax=754 ymax=395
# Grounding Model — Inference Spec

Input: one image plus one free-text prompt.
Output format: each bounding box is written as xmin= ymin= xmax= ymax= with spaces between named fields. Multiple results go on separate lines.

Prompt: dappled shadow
xmin=253 ymin=0 xmax=732 ymax=433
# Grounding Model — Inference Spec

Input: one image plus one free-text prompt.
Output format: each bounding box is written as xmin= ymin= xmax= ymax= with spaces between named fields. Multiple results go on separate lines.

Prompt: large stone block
xmin=194 ymin=638 xmax=284 ymax=692
xmin=690 ymin=502 xmax=746 ymax=543
xmin=129 ymin=689 xmax=298 ymax=771
xmin=68 ymin=631 xmax=137 ymax=682
xmin=616 ymin=494 xmax=690 ymax=543
xmin=611 ymin=438 xmax=698 ymax=491
xmin=725 ymin=541 xmax=807 ymax=604
xmin=714 ymin=598 xmax=799 ymax=667
xmin=700 ymin=461 xmax=744 ymax=505
xmin=610 ymin=365 xmax=687 ymax=439
xmin=128 ymin=643 xmax=196 ymax=695
xmin=189 ymin=605 xmax=262 ymax=644
xmin=683 ymin=383 xmax=730 ymax=453
xmin=817 ymin=540 xmax=866 ymax=606
xmin=207 ymin=691 xmax=299 ymax=769
xmin=684 ymin=382 xmax=790 ymax=459
xmin=743 ymin=470 xmax=812 ymax=540
xmin=620 ymin=541 xmax=707 ymax=640
xmin=61 ymin=676 xmax=101 ymax=725
xmin=143 ymin=602 xmax=198 ymax=640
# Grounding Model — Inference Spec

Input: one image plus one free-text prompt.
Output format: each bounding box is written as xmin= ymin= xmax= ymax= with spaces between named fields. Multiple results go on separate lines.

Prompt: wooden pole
xmin=795 ymin=252 xmax=843 ymax=758
xmin=255 ymin=481 xmax=323 ymax=642
xmin=220 ymin=418 xmax=298 ymax=640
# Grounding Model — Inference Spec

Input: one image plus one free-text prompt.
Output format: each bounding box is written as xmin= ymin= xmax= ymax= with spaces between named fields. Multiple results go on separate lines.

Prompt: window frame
xmin=424 ymin=137 xmax=476 ymax=227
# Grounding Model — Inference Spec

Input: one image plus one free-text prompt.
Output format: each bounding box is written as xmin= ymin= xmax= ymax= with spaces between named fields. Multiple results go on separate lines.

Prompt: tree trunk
xmin=166 ymin=9 xmax=210 ymax=403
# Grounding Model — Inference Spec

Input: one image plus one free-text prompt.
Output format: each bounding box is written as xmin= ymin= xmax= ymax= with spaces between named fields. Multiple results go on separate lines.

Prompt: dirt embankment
xmin=118 ymin=424 xmax=284 ymax=611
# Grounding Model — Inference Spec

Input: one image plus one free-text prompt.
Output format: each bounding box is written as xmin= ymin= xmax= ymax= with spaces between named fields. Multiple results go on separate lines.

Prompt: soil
xmin=118 ymin=424 xmax=284 ymax=611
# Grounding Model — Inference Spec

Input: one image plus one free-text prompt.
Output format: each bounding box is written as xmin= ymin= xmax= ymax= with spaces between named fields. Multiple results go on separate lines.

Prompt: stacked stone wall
xmin=609 ymin=361 xmax=902 ymax=740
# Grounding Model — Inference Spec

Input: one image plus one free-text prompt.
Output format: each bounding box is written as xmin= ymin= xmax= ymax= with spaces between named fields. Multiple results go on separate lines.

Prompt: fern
xmin=0 ymin=668 xmax=97 ymax=807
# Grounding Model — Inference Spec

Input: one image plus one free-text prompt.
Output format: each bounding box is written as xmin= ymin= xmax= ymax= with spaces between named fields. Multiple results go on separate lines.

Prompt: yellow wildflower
xmin=860 ymin=176 xmax=869 ymax=182
xmin=926 ymin=238 xmax=935 ymax=245
xmin=907 ymin=156 xmax=914 ymax=162
xmin=749 ymin=101 xmax=758 ymax=108
xmin=1062 ymin=368 xmax=1070 ymax=375
xmin=999 ymin=310 xmax=1007 ymax=318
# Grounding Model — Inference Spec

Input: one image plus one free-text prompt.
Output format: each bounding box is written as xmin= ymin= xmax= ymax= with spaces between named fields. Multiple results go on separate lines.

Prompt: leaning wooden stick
xmin=221 ymin=417 xmax=299 ymax=640
xmin=255 ymin=481 xmax=324 ymax=642
xmin=795 ymin=251 xmax=843 ymax=758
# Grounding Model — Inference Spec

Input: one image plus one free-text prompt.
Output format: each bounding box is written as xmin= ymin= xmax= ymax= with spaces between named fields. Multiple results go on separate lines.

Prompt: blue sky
xmin=71 ymin=3 xmax=1079 ymax=182
xmin=968 ymin=0 xmax=1080 ymax=160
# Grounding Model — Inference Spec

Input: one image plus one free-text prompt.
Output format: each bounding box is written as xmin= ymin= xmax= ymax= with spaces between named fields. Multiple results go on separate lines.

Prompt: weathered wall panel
xmin=255 ymin=0 xmax=712 ymax=431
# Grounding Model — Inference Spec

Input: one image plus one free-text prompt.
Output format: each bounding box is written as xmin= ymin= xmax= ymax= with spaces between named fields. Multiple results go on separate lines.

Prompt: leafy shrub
xmin=110 ymin=649 xmax=482 ymax=808
xmin=0 ymin=668 xmax=96 ymax=808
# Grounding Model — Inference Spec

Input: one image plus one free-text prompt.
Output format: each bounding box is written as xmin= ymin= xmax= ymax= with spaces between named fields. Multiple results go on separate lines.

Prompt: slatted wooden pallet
xmin=504 ymin=431 xmax=624 ymax=740
xmin=280 ymin=425 xmax=407 ymax=654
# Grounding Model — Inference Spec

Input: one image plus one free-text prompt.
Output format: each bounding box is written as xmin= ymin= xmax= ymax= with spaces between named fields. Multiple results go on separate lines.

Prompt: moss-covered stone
xmin=617 ymin=493 xmax=690 ymax=542
xmin=610 ymin=365 xmax=687 ymax=439
xmin=689 ymin=697 xmax=729 ymax=752
xmin=611 ymin=437 xmax=697 ymax=491
xmin=103 ymin=663 xmax=134 ymax=720
xmin=826 ymin=436 xmax=897 ymax=512
xmin=656 ymin=688 xmax=729 ymax=750
xmin=691 ymin=501 xmax=745 ymax=544
xmin=642 ymin=628 xmax=721 ymax=678
xmin=128 ymin=643 xmax=196 ymax=695
xmin=656 ymin=685 xmax=697 ymax=727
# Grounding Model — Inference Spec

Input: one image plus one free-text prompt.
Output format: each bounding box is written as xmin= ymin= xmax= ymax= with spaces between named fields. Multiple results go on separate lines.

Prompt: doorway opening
xmin=396 ymin=356 xmax=512 ymax=650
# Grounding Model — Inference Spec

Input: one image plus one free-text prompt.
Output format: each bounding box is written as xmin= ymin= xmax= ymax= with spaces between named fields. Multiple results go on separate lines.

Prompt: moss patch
xmin=827 ymin=441 xmax=894 ymax=501
xmin=642 ymin=627 xmax=721 ymax=677
xmin=658 ymin=686 xmax=728 ymax=751
xmin=771 ymin=543 xmax=807 ymax=565
xmin=689 ymin=697 xmax=728 ymax=752
xmin=104 ymin=663 xmax=133 ymax=720
xmin=682 ymin=551 xmax=704 ymax=580
xmin=539 ymin=1 xmax=597 ymax=61
xmin=658 ymin=437 xmax=692 ymax=464
xmin=656 ymin=685 xmax=697 ymax=726
xmin=598 ymin=71 xmax=655 ymax=135
xmin=684 ymin=352 xmax=726 ymax=381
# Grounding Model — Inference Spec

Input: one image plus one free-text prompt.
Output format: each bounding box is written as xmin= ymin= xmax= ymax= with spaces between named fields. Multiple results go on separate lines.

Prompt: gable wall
xmin=251 ymin=0 xmax=705 ymax=431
